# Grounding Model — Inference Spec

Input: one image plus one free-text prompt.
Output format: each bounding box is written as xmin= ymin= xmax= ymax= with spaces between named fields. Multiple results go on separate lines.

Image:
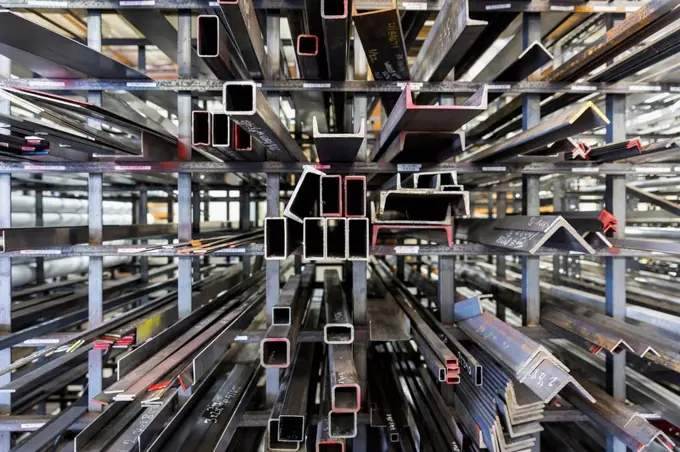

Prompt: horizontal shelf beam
xmin=0 ymin=79 xmax=676 ymax=94
xmin=0 ymin=0 xmax=644 ymax=12
xmin=0 ymin=243 xmax=670 ymax=258
xmin=1 ymin=161 xmax=678 ymax=174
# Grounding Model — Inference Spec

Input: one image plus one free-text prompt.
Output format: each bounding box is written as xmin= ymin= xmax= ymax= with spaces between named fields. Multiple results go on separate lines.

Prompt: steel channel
xmin=374 ymin=85 xmax=487 ymax=160
xmin=223 ymin=81 xmax=307 ymax=162
xmin=313 ymin=117 xmax=365 ymax=162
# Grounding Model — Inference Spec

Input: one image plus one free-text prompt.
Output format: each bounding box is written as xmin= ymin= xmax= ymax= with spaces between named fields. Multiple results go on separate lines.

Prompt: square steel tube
xmin=328 ymin=344 xmax=360 ymax=412
xmin=268 ymin=419 xmax=299 ymax=451
xmin=344 ymin=176 xmax=366 ymax=218
xmin=272 ymin=306 xmax=291 ymax=326
xmin=323 ymin=270 xmax=353 ymax=344
xmin=304 ymin=218 xmax=326 ymax=260
xmin=191 ymin=111 xmax=211 ymax=146
xmin=328 ymin=411 xmax=357 ymax=438
xmin=297 ymin=34 xmax=319 ymax=56
xmin=260 ymin=337 xmax=290 ymax=368
xmin=320 ymin=175 xmax=343 ymax=217
xmin=277 ymin=415 xmax=306 ymax=443
xmin=316 ymin=419 xmax=345 ymax=452
xmin=325 ymin=218 xmax=347 ymax=260
xmin=346 ymin=218 xmax=369 ymax=261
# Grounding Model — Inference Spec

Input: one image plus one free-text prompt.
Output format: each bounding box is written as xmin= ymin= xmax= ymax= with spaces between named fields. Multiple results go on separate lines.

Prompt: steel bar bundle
xmin=454 ymin=295 xmax=595 ymax=404
xmin=371 ymin=259 xmax=460 ymax=384
xmin=457 ymin=216 xmax=596 ymax=255
xmin=584 ymin=138 xmax=643 ymax=162
xmin=561 ymin=376 xmax=675 ymax=451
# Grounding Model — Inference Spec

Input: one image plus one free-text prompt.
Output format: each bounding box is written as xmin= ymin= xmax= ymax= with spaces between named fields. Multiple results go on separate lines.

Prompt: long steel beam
xmin=460 ymin=102 xmax=609 ymax=163
xmin=217 ymin=0 xmax=266 ymax=79
xmin=374 ymin=84 xmax=487 ymax=161
xmin=313 ymin=116 xmax=366 ymax=162
xmin=321 ymin=0 xmax=349 ymax=131
xmin=223 ymin=81 xmax=307 ymax=162
xmin=323 ymin=270 xmax=353 ymax=344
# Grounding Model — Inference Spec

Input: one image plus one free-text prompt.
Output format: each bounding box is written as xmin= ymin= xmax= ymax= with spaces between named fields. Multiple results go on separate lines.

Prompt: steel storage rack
xmin=0 ymin=1 xmax=679 ymax=452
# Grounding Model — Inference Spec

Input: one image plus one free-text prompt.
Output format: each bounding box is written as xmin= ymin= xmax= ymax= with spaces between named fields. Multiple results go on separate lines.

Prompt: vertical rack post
xmin=496 ymin=191 xmax=506 ymax=321
xmin=265 ymin=13 xmax=281 ymax=406
xmin=177 ymin=10 xmax=193 ymax=318
xmin=86 ymin=10 xmax=104 ymax=412
xmin=240 ymin=190 xmax=251 ymax=276
xmin=438 ymin=94 xmax=455 ymax=325
xmin=552 ymin=180 xmax=564 ymax=283
xmin=352 ymin=22 xmax=368 ymax=452
xmin=0 ymin=52 xmax=11 ymax=448
xmin=521 ymin=12 xmax=541 ymax=330
xmin=139 ymin=189 xmax=149 ymax=284
xmin=605 ymin=88 xmax=627 ymax=452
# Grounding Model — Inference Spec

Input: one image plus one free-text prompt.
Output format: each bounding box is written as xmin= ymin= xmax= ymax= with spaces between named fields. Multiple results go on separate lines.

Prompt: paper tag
xmin=482 ymin=166 xmax=506 ymax=171
xmin=629 ymin=85 xmax=661 ymax=91
xmin=28 ymin=80 xmax=65 ymax=88
xmin=25 ymin=0 xmax=67 ymax=6
xmin=397 ymin=164 xmax=421 ymax=172
xmin=23 ymin=165 xmax=66 ymax=171
xmin=114 ymin=165 xmax=152 ymax=171
xmin=571 ymin=167 xmax=600 ymax=173
xmin=394 ymin=246 xmax=419 ymax=254
xmin=126 ymin=81 xmax=157 ymax=88
xmin=23 ymin=338 xmax=60 ymax=344
xmin=550 ymin=5 xmax=574 ymax=10
xmin=636 ymin=167 xmax=671 ymax=173
xmin=570 ymin=85 xmax=597 ymax=91
xmin=302 ymin=82 xmax=331 ymax=88
xmin=487 ymin=84 xmax=511 ymax=90
xmin=20 ymin=249 xmax=62 ymax=255
xmin=485 ymin=3 xmax=511 ymax=9
xmin=119 ymin=0 xmax=155 ymax=5
xmin=20 ymin=423 xmax=45 ymax=429
xmin=402 ymin=1 xmax=427 ymax=9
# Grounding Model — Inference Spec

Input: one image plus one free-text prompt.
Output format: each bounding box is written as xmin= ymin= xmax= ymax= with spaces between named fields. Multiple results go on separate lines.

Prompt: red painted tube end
xmin=297 ymin=34 xmax=319 ymax=56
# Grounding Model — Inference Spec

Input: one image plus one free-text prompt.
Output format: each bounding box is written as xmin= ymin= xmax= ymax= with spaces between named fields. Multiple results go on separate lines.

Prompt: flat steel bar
xmin=223 ymin=81 xmax=307 ymax=162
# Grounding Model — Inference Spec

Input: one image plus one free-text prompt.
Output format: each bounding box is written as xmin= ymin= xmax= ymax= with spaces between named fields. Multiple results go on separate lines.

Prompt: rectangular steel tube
xmin=223 ymin=81 xmax=307 ymax=162
xmin=191 ymin=111 xmax=211 ymax=146
xmin=325 ymin=218 xmax=348 ymax=260
xmin=323 ymin=270 xmax=353 ymax=344
xmin=285 ymin=166 xmax=325 ymax=223
xmin=346 ymin=218 xmax=369 ymax=261
xmin=344 ymin=176 xmax=366 ymax=218
xmin=320 ymin=175 xmax=343 ymax=217
xmin=304 ymin=218 xmax=326 ymax=260
xmin=212 ymin=113 xmax=230 ymax=147
xmin=265 ymin=217 xmax=286 ymax=259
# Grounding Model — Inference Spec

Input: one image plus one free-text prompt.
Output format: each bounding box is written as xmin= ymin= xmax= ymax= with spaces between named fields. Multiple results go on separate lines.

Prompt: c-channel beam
xmin=521 ymin=12 xmax=540 ymax=333
xmin=86 ymin=11 xmax=104 ymax=413
xmin=177 ymin=10 xmax=193 ymax=319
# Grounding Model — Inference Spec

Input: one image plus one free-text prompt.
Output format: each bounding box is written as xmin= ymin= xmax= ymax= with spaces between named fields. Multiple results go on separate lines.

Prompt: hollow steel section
xmin=313 ymin=117 xmax=366 ymax=162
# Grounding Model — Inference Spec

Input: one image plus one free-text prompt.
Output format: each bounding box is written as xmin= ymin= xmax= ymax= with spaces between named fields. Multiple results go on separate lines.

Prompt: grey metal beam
xmin=86 ymin=11 xmax=104 ymax=413
xmin=0 ymin=53 xmax=10 ymax=452
xmin=177 ymin=10 xmax=193 ymax=318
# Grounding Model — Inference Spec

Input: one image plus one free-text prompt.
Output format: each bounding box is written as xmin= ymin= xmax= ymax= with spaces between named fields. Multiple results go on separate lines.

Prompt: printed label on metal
xmin=117 ymin=247 xmax=145 ymax=253
xmin=20 ymin=423 xmax=45 ymax=429
xmin=394 ymin=246 xmax=419 ymax=254
xmin=221 ymin=248 xmax=246 ymax=253
xmin=571 ymin=167 xmax=599 ymax=172
xmin=629 ymin=85 xmax=661 ymax=91
xmin=636 ymin=166 xmax=671 ymax=173
xmin=303 ymin=83 xmax=331 ymax=88
xmin=570 ymin=85 xmax=596 ymax=91
xmin=26 ymin=0 xmax=67 ymax=6
xmin=24 ymin=164 xmax=66 ymax=171
xmin=402 ymin=1 xmax=427 ymax=9
xmin=126 ymin=81 xmax=157 ymax=88
xmin=28 ymin=80 xmax=66 ymax=88
xmin=485 ymin=3 xmax=511 ymax=9
xmin=487 ymin=84 xmax=511 ymax=90
xmin=482 ymin=166 xmax=506 ymax=171
xmin=119 ymin=0 xmax=155 ymax=5
xmin=235 ymin=335 xmax=248 ymax=341
xmin=397 ymin=164 xmax=421 ymax=172
xmin=550 ymin=5 xmax=574 ymax=10
xmin=20 ymin=249 xmax=62 ymax=255
xmin=23 ymin=338 xmax=60 ymax=344
xmin=115 ymin=165 xmax=152 ymax=171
